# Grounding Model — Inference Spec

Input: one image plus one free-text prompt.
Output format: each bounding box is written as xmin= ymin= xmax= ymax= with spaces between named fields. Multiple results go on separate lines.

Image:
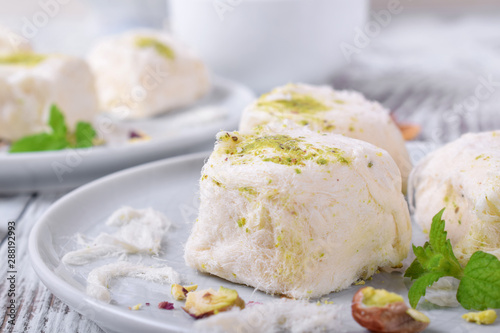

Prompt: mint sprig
xmin=405 ymin=209 xmax=500 ymax=310
xmin=9 ymin=105 xmax=97 ymax=153
xmin=457 ymin=251 xmax=500 ymax=310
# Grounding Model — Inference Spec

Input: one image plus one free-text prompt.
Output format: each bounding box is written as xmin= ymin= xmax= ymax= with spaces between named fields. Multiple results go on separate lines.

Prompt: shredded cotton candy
xmin=86 ymin=262 xmax=181 ymax=302
xmin=195 ymin=299 xmax=345 ymax=333
xmin=409 ymin=131 xmax=500 ymax=265
xmin=185 ymin=129 xmax=411 ymax=298
xmin=62 ymin=207 xmax=171 ymax=265
xmin=238 ymin=83 xmax=411 ymax=192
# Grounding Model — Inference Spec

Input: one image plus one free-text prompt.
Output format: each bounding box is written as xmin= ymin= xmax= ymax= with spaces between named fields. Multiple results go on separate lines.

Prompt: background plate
xmin=29 ymin=149 xmax=498 ymax=333
xmin=0 ymin=77 xmax=254 ymax=194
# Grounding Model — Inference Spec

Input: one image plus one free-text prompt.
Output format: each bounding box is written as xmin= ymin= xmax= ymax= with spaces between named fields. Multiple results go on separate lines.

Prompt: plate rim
xmin=1 ymin=76 xmax=251 ymax=162
xmin=28 ymin=151 xmax=210 ymax=332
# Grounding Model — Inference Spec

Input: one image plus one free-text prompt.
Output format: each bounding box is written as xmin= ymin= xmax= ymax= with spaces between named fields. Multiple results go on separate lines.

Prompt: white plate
xmin=0 ymin=77 xmax=255 ymax=194
xmin=29 ymin=150 xmax=498 ymax=333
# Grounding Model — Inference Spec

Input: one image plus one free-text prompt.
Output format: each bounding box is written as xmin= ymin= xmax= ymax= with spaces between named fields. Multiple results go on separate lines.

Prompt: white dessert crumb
xmin=86 ymin=261 xmax=181 ymax=303
xmin=195 ymin=299 xmax=344 ymax=333
xmin=62 ymin=206 xmax=171 ymax=265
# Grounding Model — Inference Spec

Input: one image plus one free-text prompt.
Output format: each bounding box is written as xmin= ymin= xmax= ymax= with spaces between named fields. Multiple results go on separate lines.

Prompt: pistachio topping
xmin=256 ymin=93 xmax=330 ymax=115
xmin=462 ymin=310 xmax=497 ymax=325
xmin=237 ymin=218 xmax=246 ymax=228
xmin=172 ymin=283 xmax=198 ymax=300
xmin=0 ymin=52 xmax=47 ymax=66
xmin=182 ymin=286 xmax=245 ymax=319
xmin=217 ymin=133 xmax=351 ymax=167
xmin=171 ymin=283 xmax=188 ymax=300
xmin=135 ymin=36 xmax=175 ymax=60
xmin=239 ymin=187 xmax=257 ymax=196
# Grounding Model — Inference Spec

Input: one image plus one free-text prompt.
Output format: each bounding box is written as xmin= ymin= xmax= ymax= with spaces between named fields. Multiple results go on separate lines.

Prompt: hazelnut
xmin=352 ymin=287 xmax=430 ymax=333
xmin=182 ymin=286 xmax=245 ymax=319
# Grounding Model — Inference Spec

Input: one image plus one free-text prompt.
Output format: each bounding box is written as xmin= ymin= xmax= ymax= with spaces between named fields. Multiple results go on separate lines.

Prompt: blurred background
xmin=1 ymin=0 xmax=499 ymax=145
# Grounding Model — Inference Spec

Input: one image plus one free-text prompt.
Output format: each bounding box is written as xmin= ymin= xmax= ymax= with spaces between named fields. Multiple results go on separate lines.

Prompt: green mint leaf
xmin=412 ymin=242 xmax=433 ymax=269
xmin=428 ymin=208 xmax=462 ymax=276
xmin=8 ymin=105 xmax=99 ymax=153
xmin=408 ymin=271 xmax=446 ymax=308
xmin=9 ymin=133 xmax=68 ymax=153
xmin=74 ymin=122 xmax=96 ymax=148
xmin=457 ymin=251 xmax=500 ymax=310
xmin=48 ymin=105 xmax=67 ymax=137
xmin=405 ymin=209 xmax=466 ymax=308
xmin=409 ymin=209 xmax=463 ymax=279
xmin=404 ymin=256 xmax=426 ymax=280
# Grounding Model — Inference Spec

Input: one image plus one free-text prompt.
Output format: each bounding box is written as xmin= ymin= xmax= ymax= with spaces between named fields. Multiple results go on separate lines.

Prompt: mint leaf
xmin=75 ymin=122 xmax=96 ymax=148
xmin=406 ymin=209 xmax=500 ymax=310
xmin=409 ymin=210 xmax=463 ymax=281
xmin=405 ymin=208 xmax=466 ymax=308
xmin=428 ymin=209 xmax=462 ymax=277
xmin=8 ymin=104 xmax=99 ymax=153
xmin=405 ymin=255 xmax=426 ymax=280
xmin=48 ymin=105 xmax=67 ymax=137
xmin=412 ymin=242 xmax=436 ymax=272
xmin=408 ymin=271 xmax=446 ymax=308
xmin=9 ymin=133 xmax=68 ymax=153
xmin=457 ymin=251 xmax=500 ymax=310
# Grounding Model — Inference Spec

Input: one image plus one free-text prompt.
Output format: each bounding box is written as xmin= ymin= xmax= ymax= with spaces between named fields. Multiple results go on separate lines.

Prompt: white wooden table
xmin=2 ymin=12 xmax=500 ymax=333
xmin=0 ymin=192 xmax=105 ymax=332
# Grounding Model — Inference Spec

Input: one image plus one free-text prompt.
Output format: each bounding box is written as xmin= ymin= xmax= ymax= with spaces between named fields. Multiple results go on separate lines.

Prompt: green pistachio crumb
xmin=237 ymin=218 xmax=246 ymax=228
xmin=317 ymin=158 xmax=328 ymax=165
xmin=223 ymin=134 xmax=351 ymax=167
xmin=0 ymin=52 xmax=47 ymax=66
xmin=135 ymin=36 xmax=175 ymax=60
xmin=239 ymin=187 xmax=257 ymax=195
xmin=256 ymin=94 xmax=330 ymax=115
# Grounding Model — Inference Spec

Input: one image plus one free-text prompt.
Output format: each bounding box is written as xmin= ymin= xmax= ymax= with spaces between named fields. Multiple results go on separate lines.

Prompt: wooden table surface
xmin=1 ymin=192 xmax=104 ymax=333
xmin=1 ymin=13 xmax=500 ymax=333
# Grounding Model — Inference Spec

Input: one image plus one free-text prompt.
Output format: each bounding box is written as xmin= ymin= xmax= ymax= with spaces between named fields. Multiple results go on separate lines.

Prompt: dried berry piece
xmin=158 ymin=301 xmax=174 ymax=310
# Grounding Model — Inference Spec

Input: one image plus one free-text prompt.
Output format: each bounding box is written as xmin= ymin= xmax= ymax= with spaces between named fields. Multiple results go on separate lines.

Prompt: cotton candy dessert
xmin=87 ymin=29 xmax=210 ymax=119
xmin=0 ymin=53 xmax=99 ymax=141
xmin=409 ymin=131 xmax=500 ymax=265
xmin=238 ymin=83 xmax=411 ymax=192
xmin=185 ymin=129 xmax=411 ymax=298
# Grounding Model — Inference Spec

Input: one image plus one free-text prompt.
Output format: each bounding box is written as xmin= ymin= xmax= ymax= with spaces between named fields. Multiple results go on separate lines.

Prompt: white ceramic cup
xmin=167 ymin=0 xmax=368 ymax=93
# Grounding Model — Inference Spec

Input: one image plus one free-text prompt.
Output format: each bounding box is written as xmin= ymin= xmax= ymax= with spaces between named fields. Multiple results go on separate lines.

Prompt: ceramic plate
xmin=29 ymin=148 xmax=498 ymax=333
xmin=0 ymin=77 xmax=254 ymax=194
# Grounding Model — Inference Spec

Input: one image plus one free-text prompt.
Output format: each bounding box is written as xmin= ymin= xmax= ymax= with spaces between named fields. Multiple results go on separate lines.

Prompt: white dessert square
xmin=87 ymin=29 xmax=210 ymax=119
xmin=185 ymin=130 xmax=411 ymax=298
xmin=0 ymin=53 xmax=98 ymax=141
xmin=239 ymin=83 xmax=412 ymax=192
xmin=410 ymin=131 xmax=500 ymax=264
